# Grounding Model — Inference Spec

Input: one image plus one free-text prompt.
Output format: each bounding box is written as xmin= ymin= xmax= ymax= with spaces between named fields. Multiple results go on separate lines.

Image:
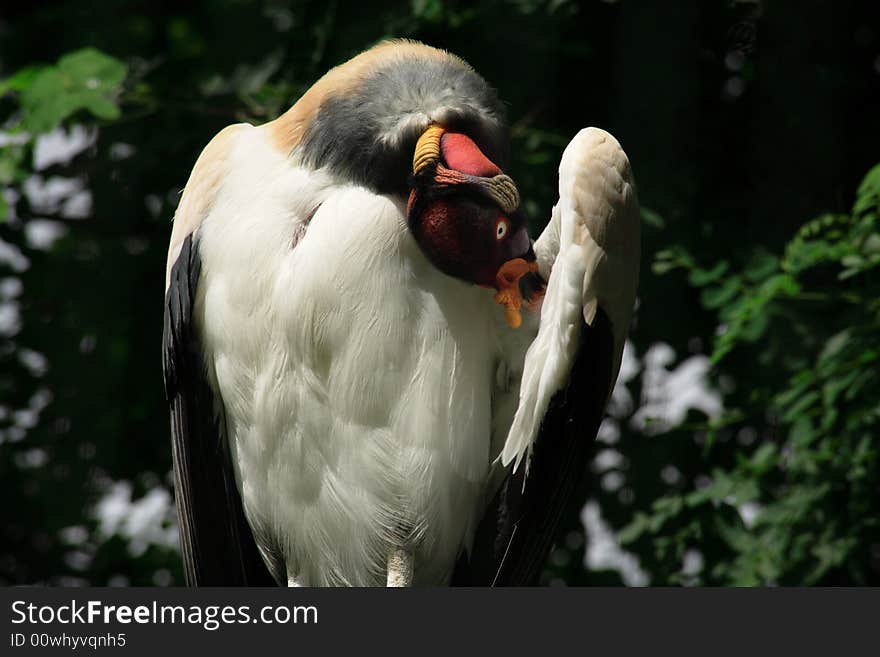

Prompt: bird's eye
xmin=496 ymin=219 xmax=509 ymax=240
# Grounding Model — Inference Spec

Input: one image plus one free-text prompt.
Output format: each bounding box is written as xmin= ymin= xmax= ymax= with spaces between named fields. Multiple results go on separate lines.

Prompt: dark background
xmin=1 ymin=0 xmax=878 ymax=586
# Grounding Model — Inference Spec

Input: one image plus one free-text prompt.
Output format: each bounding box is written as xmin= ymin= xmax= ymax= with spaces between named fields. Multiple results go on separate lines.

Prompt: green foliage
xmin=0 ymin=48 xmax=127 ymax=220
xmin=629 ymin=164 xmax=880 ymax=585
xmin=19 ymin=49 xmax=128 ymax=131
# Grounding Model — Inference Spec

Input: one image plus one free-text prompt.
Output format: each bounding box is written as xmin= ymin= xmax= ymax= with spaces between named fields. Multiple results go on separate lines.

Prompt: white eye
xmin=496 ymin=219 xmax=509 ymax=240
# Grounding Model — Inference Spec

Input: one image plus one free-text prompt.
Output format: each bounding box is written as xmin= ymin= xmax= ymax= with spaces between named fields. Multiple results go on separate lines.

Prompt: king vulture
xmin=162 ymin=40 xmax=640 ymax=587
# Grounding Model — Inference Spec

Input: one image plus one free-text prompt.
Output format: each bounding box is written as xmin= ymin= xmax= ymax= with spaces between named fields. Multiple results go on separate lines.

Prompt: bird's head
xmin=406 ymin=125 xmax=542 ymax=327
xmin=284 ymin=41 xmax=545 ymax=326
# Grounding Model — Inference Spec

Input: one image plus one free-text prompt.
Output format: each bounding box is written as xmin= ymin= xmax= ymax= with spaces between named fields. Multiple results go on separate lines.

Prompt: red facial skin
xmin=409 ymin=196 xmax=530 ymax=287
xmin=407 ymin=131 xmax=533 ymax=288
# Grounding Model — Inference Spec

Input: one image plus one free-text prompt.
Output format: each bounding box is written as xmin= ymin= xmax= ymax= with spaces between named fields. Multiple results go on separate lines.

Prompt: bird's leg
xmin=286 ymin=564 xmax=309 ymax=587
xmin=386 ymin=548 xmax=414 ymax=587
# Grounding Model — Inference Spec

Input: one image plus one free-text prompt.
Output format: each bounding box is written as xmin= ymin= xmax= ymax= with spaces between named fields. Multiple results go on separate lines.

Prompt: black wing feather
xmin=453 ymin=308 xmax=614 ymax=586
xmin=163 ymin=234 xmax=277 ymax=586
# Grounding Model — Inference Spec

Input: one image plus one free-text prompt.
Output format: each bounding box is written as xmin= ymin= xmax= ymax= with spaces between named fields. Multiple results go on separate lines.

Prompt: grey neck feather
xmin=298 ymin=54 xmax=509 ymax=195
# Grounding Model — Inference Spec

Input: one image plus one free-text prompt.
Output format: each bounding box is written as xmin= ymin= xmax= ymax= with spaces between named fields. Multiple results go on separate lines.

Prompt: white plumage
xmin=164 ymin=41 xmax=639 ymax=587
xmin=189 ymin=125 xmax=508 ymax=585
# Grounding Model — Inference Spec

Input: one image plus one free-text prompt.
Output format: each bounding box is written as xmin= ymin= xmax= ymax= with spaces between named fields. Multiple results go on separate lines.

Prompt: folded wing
xmin=163 ymin=126 xmax=277 ymax=585
xmin=461 ymin=128 xmax=640 ymax=585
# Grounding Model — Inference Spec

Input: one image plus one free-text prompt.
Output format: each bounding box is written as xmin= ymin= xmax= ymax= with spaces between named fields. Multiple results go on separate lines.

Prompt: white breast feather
xmin=193 ymin=125 xmax=503 ymax=586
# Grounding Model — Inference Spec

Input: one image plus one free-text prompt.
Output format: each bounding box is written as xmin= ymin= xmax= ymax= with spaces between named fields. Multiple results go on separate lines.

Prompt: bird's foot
xmin=386 ymin=548 xmax=414 ymax=587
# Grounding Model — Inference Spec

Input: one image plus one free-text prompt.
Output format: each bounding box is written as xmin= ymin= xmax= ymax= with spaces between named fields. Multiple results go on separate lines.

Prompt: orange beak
xmin=494 ymin=258 xmax=542 ymax=329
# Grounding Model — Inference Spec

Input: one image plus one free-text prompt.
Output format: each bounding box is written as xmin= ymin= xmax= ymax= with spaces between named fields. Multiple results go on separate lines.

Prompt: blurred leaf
xmin=640 ymin=206 xmax=665 ymax=229
xmin=700 ymin=276 xmax=740 ymax=309
xmin=688 ymin=260 xmax=728 ymax=286
xmin=18 ymin=48 xmax=127 ymax=133
xmin=0 ymin=65 xmax=43 ymax=95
